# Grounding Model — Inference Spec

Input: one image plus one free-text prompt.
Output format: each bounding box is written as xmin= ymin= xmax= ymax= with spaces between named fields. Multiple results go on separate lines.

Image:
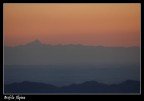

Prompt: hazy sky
xmin=4 ymin=3 xmax=140 ymax=47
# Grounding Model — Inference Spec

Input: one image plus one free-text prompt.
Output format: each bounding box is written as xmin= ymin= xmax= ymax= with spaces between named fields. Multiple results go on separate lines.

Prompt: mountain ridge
xmin=5 ymin=39 xmax=140 ymax=48
xmin=4 ymin=40 xmax=140 ymax=65
xmin=4 ymin=80 xmax=140 ymax=93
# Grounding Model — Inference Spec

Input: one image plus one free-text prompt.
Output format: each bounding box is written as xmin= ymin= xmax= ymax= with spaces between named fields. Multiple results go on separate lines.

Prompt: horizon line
xmin=4 ymin=44 xmax=140 ymax=48
xmin=4 ymin=39 xmax=140 ymax=48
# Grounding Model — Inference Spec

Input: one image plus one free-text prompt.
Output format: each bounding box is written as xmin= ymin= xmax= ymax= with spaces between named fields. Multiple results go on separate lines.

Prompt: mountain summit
xmin=26 ymin=40 xmax=43 ymax=46
xmin=28 ymin=40 xmax=42 ymax=45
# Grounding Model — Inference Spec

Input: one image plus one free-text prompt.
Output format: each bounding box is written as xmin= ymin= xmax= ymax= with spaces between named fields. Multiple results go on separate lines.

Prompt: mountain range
xmin=4 ymin=40 xmax=140 ymax=91
xmin=4 ymin=40 xmax=140 ymax=65
xmin=4 ymin=80 xmax=140 ymax=93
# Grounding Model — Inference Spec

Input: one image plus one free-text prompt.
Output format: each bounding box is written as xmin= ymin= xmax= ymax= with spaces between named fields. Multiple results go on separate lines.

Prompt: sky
xmin=4 ymin=3 xmax=140 ymax=47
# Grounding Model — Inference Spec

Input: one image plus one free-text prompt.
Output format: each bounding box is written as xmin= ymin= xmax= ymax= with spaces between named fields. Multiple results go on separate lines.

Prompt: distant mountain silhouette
xmin=4 ymin=40 xmax=140 ymax=65
xmin=4 ymin=80 xmax=140 ymax=93
xmin=26 ymin=40 xmax=43 ymax=46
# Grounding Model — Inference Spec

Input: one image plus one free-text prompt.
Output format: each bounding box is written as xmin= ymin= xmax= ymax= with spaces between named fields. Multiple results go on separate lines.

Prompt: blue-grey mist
xmin=4 ymin=40 xmax=140 ymax=86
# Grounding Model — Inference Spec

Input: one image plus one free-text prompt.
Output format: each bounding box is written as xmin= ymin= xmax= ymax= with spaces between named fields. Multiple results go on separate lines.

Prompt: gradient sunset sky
xmin=4 ymin=3 xmax=140 ymax=47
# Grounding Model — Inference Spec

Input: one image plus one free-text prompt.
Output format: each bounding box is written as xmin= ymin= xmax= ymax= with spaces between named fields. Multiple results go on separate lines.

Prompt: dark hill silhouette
xmin=4 ymin=80 xmax=140 ymax=93
xmin=4 ymin=81 xmax=59 ymax=93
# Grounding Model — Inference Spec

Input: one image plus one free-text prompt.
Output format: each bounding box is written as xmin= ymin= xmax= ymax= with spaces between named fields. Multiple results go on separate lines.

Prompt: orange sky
xmin=4 ymin=3 xmax=140 ymax=47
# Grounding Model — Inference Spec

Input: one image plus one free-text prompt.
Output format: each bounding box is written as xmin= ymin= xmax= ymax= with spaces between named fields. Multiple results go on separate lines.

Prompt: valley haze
xmin=4 ymin=40 xmax=140 ymax=86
